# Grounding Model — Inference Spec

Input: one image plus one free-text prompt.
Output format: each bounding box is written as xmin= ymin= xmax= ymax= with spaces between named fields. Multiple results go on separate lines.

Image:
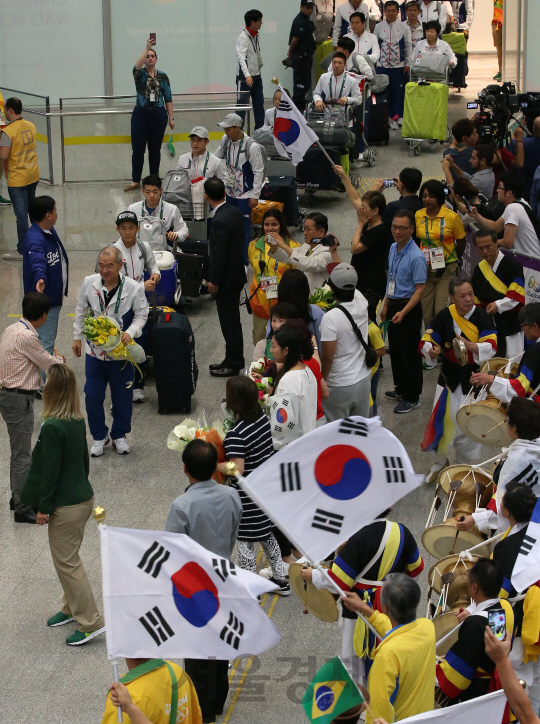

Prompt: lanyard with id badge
xmin=189 ymin=152 xmax=209 ymax=218
xmin=423 ymin=216 xmax=446 ymax=270
xmin=226 ymin=137 xmax=244 ymax=191
xmin=259 ymin=251 xmax=279 ymax=300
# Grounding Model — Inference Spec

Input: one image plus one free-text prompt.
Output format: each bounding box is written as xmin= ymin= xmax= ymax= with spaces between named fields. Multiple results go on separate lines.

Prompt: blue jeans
xmin=84 ymin=355 xmax=134 ymax=440
xmin=8 ymin=181 xmax=38 ymax=253
xmin=37 ymin=306 xmax=61 ymax=384
xmin=378 ymin=66 xmax=406 ymax=120
xmin=226 ymin=195 xmax=251 ymax=265
xmin=236 ymin=75 xmax=265 ymax=129
xmin=130 ymin=105 xmax=168 ymax=183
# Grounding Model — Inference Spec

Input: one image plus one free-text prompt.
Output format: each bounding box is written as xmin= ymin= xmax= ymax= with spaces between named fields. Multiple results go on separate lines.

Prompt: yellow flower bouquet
xmin=83 ymin=313 xmax=145 ymax=383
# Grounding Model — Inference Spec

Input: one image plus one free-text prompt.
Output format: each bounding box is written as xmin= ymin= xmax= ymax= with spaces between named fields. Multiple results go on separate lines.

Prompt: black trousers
xmin=130 ymin=105 xmax=168 ymax=183
xmin=215 ymin=286 xmax=245 ymax=370
xmin=292 ymin=54 xmax=313 ymax=113
xmin=184 ymin=659 xmax=229 ymax=719
xmin=387 ymin=298 xmax=423 ymax=403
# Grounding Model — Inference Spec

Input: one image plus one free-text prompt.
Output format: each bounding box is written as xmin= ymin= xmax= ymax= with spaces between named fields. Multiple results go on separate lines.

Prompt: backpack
xmin=515 ymin=201 xmax=540 ymax=241
xmin=219 ymin=135 xmax=268 ymax=180
xmin=360 ymin=54 xmax=389 ymax=94
xmin=162 ymin=168 xmax=191 ymax=207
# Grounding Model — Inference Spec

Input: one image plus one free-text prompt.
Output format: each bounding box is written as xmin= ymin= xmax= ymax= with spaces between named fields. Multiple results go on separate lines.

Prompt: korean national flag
xmin=239 ymin=417 xmax=423 ymax=562
xmin=512 ymin=497 xmax=540 ymax=592
xmin=99 ymin=527 xmax=282 ymax=659
xmin=273 ymin=86 xmax=319 ymax=165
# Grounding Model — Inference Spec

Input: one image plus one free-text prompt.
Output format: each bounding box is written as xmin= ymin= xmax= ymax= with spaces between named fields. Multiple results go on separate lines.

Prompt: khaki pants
xmin=48 ymin=498 xmax=104 ymax=632
xmin=252 ymin=314 xmax=268 ymax=346
xmin=421 ymin=263 xmax=458 ymax=327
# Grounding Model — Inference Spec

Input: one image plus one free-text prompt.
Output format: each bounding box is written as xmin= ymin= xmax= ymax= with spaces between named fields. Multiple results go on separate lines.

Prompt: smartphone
xmin=467 ymin=102 xmax=479 ymax=110
xmin=462 ymin=197 xmax=473 ymax=212
xmin=149 ymin=32 xmax=156 ymax=44
xmin=383 ymin=179 xmax=396 ymax=188
xmin=488 ymin=609 xmax=506 ymax=641
xmin=443 ymin=184 xmax=450 ymax=195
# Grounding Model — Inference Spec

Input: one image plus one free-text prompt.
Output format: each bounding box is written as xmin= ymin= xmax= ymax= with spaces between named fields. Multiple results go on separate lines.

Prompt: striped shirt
xmin=0 ymin=319 xmax=64 ymax=390
xmin=223 ymin=414 xmax=274 ymax=541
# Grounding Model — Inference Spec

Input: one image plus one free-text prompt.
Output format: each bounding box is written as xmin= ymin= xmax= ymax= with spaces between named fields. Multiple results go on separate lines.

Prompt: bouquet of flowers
xmin=167 ymin=411 xmax=226 ymax=483
xmin=83 ymin=313 xmax=145 ymax=374
xmin=309 ymin=284 xmax=336 ymax=311
xmin=247 ymin=359 xmax=273 ymax=412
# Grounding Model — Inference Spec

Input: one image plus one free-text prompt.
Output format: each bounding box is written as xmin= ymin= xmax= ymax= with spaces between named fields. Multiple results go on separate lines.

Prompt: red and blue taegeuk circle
xmin=274 ymin=117 xmax=301 ymax=145
xmin=276 ymin=407 xmax=288 ymax=424
xmin=314 ymin=444 xmax=372 ymax=500
xmin=171 ymin=561 xmax=219 ymax=627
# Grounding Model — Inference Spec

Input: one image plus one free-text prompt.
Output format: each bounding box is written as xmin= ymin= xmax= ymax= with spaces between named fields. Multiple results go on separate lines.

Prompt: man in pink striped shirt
xmin=0 ymin=292 xmax=65 ymax=523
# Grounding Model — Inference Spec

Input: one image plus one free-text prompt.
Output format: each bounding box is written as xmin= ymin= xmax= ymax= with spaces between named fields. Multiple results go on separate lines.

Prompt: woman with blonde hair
xmin=21 ymin=364 xmax=105 ymax=646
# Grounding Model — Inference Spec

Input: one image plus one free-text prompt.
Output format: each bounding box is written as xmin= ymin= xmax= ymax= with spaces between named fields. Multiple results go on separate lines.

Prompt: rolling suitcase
xmin=260 ymin=177 xmax=300 ymax=226
xmin=174 ymin=239 xmax=209 ymax=297
xmin=296 ymin=145 xmax=342 ymax=191
xmin=402 ymin=82 xmax=449 ymax=141
xmin=151 ymin=308 xmax=198 ymax=414
xmin=367 ymin=89 xmax=389 ymax=145
xmin=448 ymin=54 xmax=468 ymax=89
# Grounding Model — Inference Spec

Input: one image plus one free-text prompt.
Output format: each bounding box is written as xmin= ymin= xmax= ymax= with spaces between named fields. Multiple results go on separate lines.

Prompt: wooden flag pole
xmin=271 ymin=75 xmax=337 ymax=168
xmin=94 ymin=506 xmax=123 ymax=724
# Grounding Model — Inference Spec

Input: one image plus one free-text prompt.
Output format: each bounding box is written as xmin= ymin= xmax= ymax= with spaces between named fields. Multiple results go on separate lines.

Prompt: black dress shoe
xmin=210 ymin=367 xmax=240 ymax=378
xmin=14 ymin=511 xmax=37 ymax=524
xmin=209 ymin=361 xmax=227 ymax=371
xmin=9 ymin=496 xmax=14 ymax=511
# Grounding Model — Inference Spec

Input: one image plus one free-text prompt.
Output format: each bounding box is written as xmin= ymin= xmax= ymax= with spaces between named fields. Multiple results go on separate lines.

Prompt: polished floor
xmin=0 ymin=55 xmax=500 ymax=724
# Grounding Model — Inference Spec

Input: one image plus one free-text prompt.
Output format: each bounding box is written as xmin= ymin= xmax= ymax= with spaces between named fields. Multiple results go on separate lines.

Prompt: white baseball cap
xmin=218 ymin=113 xmax=243 ymax=129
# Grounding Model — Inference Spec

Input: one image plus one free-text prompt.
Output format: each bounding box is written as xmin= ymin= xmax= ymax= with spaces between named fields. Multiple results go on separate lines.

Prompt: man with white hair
xmin=73 ymin=246 xmax=148 ymax=457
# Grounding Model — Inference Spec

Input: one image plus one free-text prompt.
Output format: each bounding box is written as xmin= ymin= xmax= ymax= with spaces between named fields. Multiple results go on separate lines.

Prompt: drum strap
xmin=354 ymin=520 xmax=393 ymax=587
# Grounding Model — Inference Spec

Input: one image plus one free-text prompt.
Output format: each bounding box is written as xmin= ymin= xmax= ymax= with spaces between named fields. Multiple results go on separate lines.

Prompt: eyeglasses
xmin=520 ymin=323 xmax=533 ymax=329
xmin=391 ymin=224 xmax=413 ymax=231
xmin=303 ymin=225 xmax=317 ymax=232
xmin=497 ymin=186 xmax=506 ymax=192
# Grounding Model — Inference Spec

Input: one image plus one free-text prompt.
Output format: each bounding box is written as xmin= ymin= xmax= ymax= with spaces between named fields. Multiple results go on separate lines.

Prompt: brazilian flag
xmin=302 ymin=657 xmax=364 ymax=724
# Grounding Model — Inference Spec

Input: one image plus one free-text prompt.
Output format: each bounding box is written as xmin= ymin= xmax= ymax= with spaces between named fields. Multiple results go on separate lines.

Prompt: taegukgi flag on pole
xmin=302 ymin=656 xmax=365 ymax=724
xmin=273 ymin=85 xmax=319 ymax=164
xmin=395 ymin=690 xmax=506 ymax=723
xmin=239 ymin=417 xmax=423 ymax=562
xmin=99 ymin=526 xmax=282 ymax=659
xmin=512 ymin=495 xmax=540 ymax=591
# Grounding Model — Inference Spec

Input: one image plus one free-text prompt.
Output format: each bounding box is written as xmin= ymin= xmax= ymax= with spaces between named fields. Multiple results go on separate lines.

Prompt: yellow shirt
xmin=2 ymin=118 xmax=39 ymax=187
xmin=415 ymin=206 xmax=465 ymax=266
xmin=247 ymin=236 xmax=301 ymax=319
xmin=101 ymin=659 xmax=202 ymax=724
xmin=366 ymin=612 xmax=436 ymax=724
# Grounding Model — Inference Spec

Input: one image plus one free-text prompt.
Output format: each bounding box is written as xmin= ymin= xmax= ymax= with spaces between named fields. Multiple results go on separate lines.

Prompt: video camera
xmin=467 ymin=82 xmax=519 ymax=143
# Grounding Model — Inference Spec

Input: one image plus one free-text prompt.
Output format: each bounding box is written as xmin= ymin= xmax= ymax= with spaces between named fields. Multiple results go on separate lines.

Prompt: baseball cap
xmin=329 ymin=263 xmax=358 ymax=290
xmin=189 ymin=126 xmax=209 ymax=139
xmin=301 ymin=0 xmax=315 ymax=5
xmin=218 ymin=113 xmax=243 ymax=129
xmin=115 ymin=211 xmax=139 ymax=226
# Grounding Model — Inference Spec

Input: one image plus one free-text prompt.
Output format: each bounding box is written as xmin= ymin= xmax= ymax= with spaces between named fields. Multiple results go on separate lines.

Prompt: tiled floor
xmin=0 ymin=55 xmax=499 ymax=724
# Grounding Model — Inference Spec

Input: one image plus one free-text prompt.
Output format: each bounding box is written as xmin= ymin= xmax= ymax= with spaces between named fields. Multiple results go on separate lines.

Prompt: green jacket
xmin=21 ymin=417 xmax=94 ymax=514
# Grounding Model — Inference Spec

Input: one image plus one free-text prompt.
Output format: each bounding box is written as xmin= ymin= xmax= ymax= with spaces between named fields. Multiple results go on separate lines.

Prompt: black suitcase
xmin=296 ymin=145 xmax=342 ymax=191
xmin=367 ymin=90 xmax=389 ymax=145
xmin=260 ymin=176 xmax=300 ymax=226
xmin=174 ymin=239 xmax=209 ymax=298
xmin=152 ymin=309 xmax=198 ymax=414
xmin=448 ymin=53 xmax=468 ymax=89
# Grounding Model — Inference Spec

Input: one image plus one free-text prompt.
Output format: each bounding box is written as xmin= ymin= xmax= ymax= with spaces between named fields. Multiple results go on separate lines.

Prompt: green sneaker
xmin=66 ymin=626 xmax=106 ymax=646
xmin=0 ymin=195 xmax=11 ymax=206
xmin=493 ymin=72 xmax=502 ymax=82
xmin=47 ymin=611 xmax=75 ymax=627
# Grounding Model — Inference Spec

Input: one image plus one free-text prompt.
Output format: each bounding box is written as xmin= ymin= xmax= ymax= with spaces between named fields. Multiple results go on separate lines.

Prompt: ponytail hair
xmin=272 ymin=326 xmax=304 ymax=389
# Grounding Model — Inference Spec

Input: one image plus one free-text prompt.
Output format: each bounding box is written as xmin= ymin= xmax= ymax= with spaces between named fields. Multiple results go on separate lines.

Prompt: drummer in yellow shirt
xmin=100 ymin=658 xmax=202 ymax=724
xmin=343 ymin=573 xmax=436 ymax=724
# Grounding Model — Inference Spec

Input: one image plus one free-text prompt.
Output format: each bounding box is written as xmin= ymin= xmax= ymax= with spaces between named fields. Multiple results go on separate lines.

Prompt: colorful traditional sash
xmin=478 ymin=260 xmax=509 ymax=296
xmin=448 ymin=304 xmax=479 ymax=343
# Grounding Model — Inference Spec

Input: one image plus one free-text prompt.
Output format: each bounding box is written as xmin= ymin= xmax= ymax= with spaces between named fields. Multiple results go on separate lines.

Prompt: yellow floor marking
xmin=7 ymin=314 xmax=22 ymax=318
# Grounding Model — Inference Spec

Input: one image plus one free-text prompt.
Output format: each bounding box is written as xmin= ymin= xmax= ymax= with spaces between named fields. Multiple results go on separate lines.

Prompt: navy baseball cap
xmin=116 ymin=211 xmax=139 ymax=226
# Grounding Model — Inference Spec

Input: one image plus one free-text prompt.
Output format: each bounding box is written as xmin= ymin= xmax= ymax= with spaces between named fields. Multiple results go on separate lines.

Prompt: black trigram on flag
xmin=519 ymin=534 xmax=537 ymax=557
xmin=338 ymin=418 xmax=368 ymax=437
xmin=212 ymin=558 xmax=237 ymax=583
xmin=383 ymin=456 xmax=406 ymax=483
xmin=278 ymin=98 xmax=293 ymax=113
xmin=311 ymin=508 xmax=344 ymax=534
xmin=139 ymin=606 xmax=175 ymax=646
xmin=512 ymin=463 xmax=539 ymax=489
xmin=271 ymin=398 xmax=289 ymax=412
xmin=220 ymin=611 xmax=244 ymax=650
xmin=138 ymin=541 xmax=170 ymax=578
xmin=280 ymin=462 xmax=302 ymax=492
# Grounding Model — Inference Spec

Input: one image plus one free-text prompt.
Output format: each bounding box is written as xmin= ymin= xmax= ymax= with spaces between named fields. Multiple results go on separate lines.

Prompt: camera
xmin=518 ymin=92 xmax=540 ymax=132
xmin=471 ymin=82 xmax=520 ymax=143
xmin=319 ymin=234 xmax=337 ymax=247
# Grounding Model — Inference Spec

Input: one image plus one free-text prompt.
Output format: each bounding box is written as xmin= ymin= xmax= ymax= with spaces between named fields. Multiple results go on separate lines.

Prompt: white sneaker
xmin=91 ymin=437 xmax=110 ymax=457
xmin=3 ymin=251 xmax=23 ymax=261
xmin=424 ymin=459 xmax=449 ymax=484
xmin=398 ymin=117 xmax=403 ymax=127
xmin=132 ymin=388 xmax=145 ymax=403
xmin=259 ymin=561 xmax=290 ymax=579
xmin=113 ymin=437 xmax=131 ymax=455
xmin=389 ymin=120 xmax=399 ymax=130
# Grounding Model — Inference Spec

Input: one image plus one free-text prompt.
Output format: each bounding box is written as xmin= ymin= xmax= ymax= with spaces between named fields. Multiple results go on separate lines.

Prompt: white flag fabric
xmin=239 ymin=416 xmax=423 ymax=562
xmin=511 ymin=496 xmax=540 ymax=591
xmin=273 ymin=86 xmax=318 ymax=164
xmin=397 ymin=691 xmax=506 ymax=723
xmin=100 ymin=526 xmax=281 ymax=659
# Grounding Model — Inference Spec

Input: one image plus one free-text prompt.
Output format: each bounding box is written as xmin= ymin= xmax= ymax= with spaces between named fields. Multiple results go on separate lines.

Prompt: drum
xmin=438 ymin=465 xmax=494 ymax=518
xmin=422 ymin=519 xmax=491 ymax=559
xmin=433 ymin=607 xmax=462 ymax=656
xmin=481 ymin=357 xmax=519 ymax=378
xmin=456 ymin=394 xmax=511 ymax=447
xmin=428 ymin=553 xmax=480 ymax=596
xmin=289 ymin=563 xmax=339 ymax=623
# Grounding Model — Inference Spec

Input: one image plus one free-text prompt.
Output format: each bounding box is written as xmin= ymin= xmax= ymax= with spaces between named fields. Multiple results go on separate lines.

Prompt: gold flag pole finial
xmin=93 ymin=506 xmax=106 ymax=525
xmin=225 ymin=461 xmax=240 ymax=478
xmin=271 ymin=76 xmax=279 ymax=86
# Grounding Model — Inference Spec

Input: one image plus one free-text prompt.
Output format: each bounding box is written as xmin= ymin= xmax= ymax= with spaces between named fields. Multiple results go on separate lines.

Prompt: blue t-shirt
xmin=387 ymin=238 xmax=428 ymax=299
xmin=443 ymin=146 xmax=475 ymax=177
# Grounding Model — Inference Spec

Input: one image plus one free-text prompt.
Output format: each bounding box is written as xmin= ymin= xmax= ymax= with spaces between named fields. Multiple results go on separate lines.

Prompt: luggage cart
xmin=173 ymin=200 xmax=210 ymax=300
xmin=350 ymin=80 xmax=378 ymax=191
xmin=403 ymin=66 xmax=452 ymax=156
